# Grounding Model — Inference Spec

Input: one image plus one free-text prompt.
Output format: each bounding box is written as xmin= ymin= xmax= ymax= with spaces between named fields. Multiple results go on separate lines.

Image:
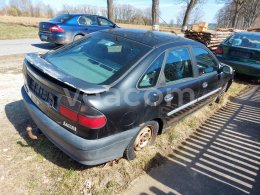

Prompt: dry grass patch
xmin=0 ymin=54 xmax=24 ymax=73
xmin=0 ymin=15 xmax=48 ymax=27
xmin=0 ymin=22 xmax=38 ymax=40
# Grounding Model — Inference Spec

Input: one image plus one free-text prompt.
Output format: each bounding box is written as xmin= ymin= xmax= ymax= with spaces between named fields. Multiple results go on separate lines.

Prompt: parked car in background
xmin=22 ymin=29 xmax=233 ymax=165
xmin=215 ymin=32 xmax=260 ymax=77
xmin=38 ymin=13 xmax=118 ymax=44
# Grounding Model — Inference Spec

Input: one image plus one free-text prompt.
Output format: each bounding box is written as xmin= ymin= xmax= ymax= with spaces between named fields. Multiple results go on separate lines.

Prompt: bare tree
xmin=107 ymin=0 xmax=114 ymax=21
xmin=152 ymin=0 xmax=159 ymax=26
xmin=143 ymin=7 xmax=152 ymax=25
xmin=231 ymin=0 xmax=246 ymax=28
xmin=180 ymin=0 xmax=202 ymax=31
xmin=215 ymin=0 xmax=260 ymax=29
xmin=240 ymin=0 xmax=260 ymax=29
xmin=177 ymin=3 xmax=204 ymax=27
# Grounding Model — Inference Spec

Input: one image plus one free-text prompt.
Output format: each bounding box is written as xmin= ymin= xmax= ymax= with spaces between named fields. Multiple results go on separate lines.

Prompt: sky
xmin=1 ymin=0 xmax=225 ymax=23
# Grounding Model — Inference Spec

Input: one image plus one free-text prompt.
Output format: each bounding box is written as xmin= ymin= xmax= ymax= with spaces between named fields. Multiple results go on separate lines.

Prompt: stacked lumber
xmin=191 ymin=22 xmax=208 ymax=32
xmin=184 ymin=30 xmax=233 ymax=51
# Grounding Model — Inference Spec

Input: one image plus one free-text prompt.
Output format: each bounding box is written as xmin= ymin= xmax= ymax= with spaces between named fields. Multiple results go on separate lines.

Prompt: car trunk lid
xmin=24 ymin=53 xmax=109 ymax=139
xmin=25 ymin=53 xmax=110 ymax=94
xmin=221 ymin=44 xmax=260 ymax=64
xmin=39 ymin=21 xmax=59 ymax=32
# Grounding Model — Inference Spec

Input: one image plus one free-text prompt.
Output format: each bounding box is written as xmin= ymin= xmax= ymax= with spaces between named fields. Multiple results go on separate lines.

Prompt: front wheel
xmin=124 ymin=121 xmax=159 ymax=160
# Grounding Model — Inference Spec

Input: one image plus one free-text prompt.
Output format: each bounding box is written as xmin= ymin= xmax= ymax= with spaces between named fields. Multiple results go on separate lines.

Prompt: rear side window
xmin=164 ymin=47 xmax=193 ymax=83
xmin=192 ymin=47 xmax=218 ymax=75
xmin=45 ymin=32 xmax=151 ymax=85
xmin=139 ymin=53 xmax=165 ymax=88
xmin=78 ymin=16 xmax=96 ymax=25
xmin=49 ymin=14 xmax=72 ymax=23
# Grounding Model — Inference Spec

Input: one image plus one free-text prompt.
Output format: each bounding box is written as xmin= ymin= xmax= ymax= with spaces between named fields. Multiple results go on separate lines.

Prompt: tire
xmin=216 ymin=83 xmax=228 ymax=103
xmin=124 ymin=121 xmax=159 ymax=160
xmin=73 ymin=35 xmax=84 ymax=41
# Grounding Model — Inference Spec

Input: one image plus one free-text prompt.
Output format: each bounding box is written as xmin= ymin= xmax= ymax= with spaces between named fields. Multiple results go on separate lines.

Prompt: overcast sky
xmin=1 ymin=0 xmax=225 ymax=23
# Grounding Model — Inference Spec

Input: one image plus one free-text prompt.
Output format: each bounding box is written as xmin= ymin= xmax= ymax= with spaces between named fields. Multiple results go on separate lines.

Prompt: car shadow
xmin=234 ymin=73 xmax=260 ymax=85
xmin=31 ymin=43 xmax=61 ymax=50
xmin=5 ymin=99 xmax=87 ymax=170
xmin=142 ymin=86 xmax=260 ymax=195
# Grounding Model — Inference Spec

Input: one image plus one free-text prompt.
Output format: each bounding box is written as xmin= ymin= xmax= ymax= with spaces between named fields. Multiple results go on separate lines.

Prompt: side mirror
xmin=112 ymin=24 xmax=117 ymax=28
xmin=222 ymin=65 xmax=233 ymax=75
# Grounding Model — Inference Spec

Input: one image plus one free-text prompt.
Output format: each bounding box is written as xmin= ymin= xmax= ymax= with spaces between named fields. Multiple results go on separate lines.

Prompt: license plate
xmin=28 ymin=76 xmax=55 ymax=107
xmin=230 ymin=50 xmax=251 ymax=58
xmin=41 ymin=35 xmax=48 ymax=40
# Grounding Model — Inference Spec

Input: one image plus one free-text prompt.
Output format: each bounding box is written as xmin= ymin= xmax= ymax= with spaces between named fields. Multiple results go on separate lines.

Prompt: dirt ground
xmin=0 ymin=55 xmax=253 ymax=194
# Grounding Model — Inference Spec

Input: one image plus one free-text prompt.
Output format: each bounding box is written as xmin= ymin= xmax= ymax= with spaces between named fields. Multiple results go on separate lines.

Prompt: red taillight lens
xmin=215 ymin=46 xmax=224 ymax=54
xmin=78 ymin=115 xmax=107 ymax=129
xmin=58 ymin=96 xmax=107 ymax=129
xmin=59 ymin=106 xmax=78 ymax=122
xmin=49 ymin=25 xmax=64 ymax=32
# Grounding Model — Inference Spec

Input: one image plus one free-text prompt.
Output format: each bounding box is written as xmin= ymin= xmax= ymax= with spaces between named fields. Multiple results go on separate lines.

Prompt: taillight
xmin=215 ymin=46 xmax=224 ymax=54
xmin=49 ymin=25 xmax=64 ymax=32
xmin=58 ymin=96 xmax=106 ymax=129
xmin=78 ymin=115 xmax=106 ymax=129
xmin=78 ymin=104 xmax=107 ymax=129
xmin=59 ymin=106 xmax=78 ymax=121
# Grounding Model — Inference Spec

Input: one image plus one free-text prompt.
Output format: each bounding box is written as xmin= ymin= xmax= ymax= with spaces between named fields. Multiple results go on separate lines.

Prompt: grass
xmin=0 ymin=22 xmax=38 ymax=39
xmin=0 ymin=15 xmax=181 ymax=40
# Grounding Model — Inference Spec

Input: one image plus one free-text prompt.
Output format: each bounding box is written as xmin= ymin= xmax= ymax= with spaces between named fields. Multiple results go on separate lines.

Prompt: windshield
xmin=225 ymin=33 xmax=260 ymax=49
xmin=49 ymin=14 xmax=72 ymax=23
xmin=45 ymin=32 xmax=151 ymax=85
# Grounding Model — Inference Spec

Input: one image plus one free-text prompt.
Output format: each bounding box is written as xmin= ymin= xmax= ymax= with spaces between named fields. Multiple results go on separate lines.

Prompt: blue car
xmin=39 ymin=14 xmax=118 ymax=44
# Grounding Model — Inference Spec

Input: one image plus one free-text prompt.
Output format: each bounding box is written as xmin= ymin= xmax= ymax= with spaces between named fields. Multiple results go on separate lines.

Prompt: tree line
xmin=0 ymin=0 xmax=153 ymax=25
xmin=0 ymin=0 xmax=54 ymax=18
xmin=215 ymin=0 xmax=260 ymax=29
xmin=0 ymin=0 xmax=259 ymax=29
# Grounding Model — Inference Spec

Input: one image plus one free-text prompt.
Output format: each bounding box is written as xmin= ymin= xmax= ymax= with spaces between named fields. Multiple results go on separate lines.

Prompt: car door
xmin=192 ymin=47 xmax=222 ymax=102
xmin=97 ymin=17 xmax=115 ymax=31
xmin=157 ymin=47 xmax=202 ymax=124
xmin=138 ymin=47 xmax=202 ymax=126
xmin=77 ymin=15 xmax=100 ymax=34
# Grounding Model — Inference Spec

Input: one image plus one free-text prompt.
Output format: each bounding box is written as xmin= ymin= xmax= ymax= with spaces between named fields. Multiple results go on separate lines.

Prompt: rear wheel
xmin=124 ymin=121 xmax=159 ymax=160
xmin=73 ymin=34 xmax=84 ymax=41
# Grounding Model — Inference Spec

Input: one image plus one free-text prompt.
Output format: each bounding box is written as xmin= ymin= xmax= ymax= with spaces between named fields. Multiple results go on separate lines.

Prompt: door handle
xmin=164 ymin=94 xmax=174 ymax=102
xmin=202 ymin=82 xmax=208 ymax=88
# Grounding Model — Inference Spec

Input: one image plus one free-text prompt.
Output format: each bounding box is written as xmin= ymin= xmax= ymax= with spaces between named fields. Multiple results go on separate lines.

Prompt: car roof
xmin=103 ymin=28 xmax=195 ymax=47
xmin=60 ymin=13 xmax=100 ymax=17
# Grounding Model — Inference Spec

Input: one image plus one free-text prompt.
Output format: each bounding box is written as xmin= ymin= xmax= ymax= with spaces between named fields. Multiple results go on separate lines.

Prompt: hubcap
xmin=134 ymin=126 xmax=153 ymax=151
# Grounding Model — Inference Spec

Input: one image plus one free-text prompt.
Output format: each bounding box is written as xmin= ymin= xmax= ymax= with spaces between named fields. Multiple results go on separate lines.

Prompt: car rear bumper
xmin=38 ymin=31 xmax=68 ymax=44
xmin=21 ymin=86 xmax=139 ymax=165
xmin=217 ymin=56 xmax=260 ymax=77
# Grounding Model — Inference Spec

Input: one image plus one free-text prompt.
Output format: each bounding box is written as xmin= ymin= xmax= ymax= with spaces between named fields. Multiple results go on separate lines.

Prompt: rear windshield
xmin=45 ymin=32 xmax=151 ymax=85
xmin=225 ymin=33 xmax=260 ymax=49
xmin=49 ymin=14 xmax=72 ymax=23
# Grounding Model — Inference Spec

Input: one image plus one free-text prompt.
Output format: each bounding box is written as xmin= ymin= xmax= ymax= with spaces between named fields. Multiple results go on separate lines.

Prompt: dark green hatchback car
xmin=216 ymin=32 xmax=260 ymax=77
